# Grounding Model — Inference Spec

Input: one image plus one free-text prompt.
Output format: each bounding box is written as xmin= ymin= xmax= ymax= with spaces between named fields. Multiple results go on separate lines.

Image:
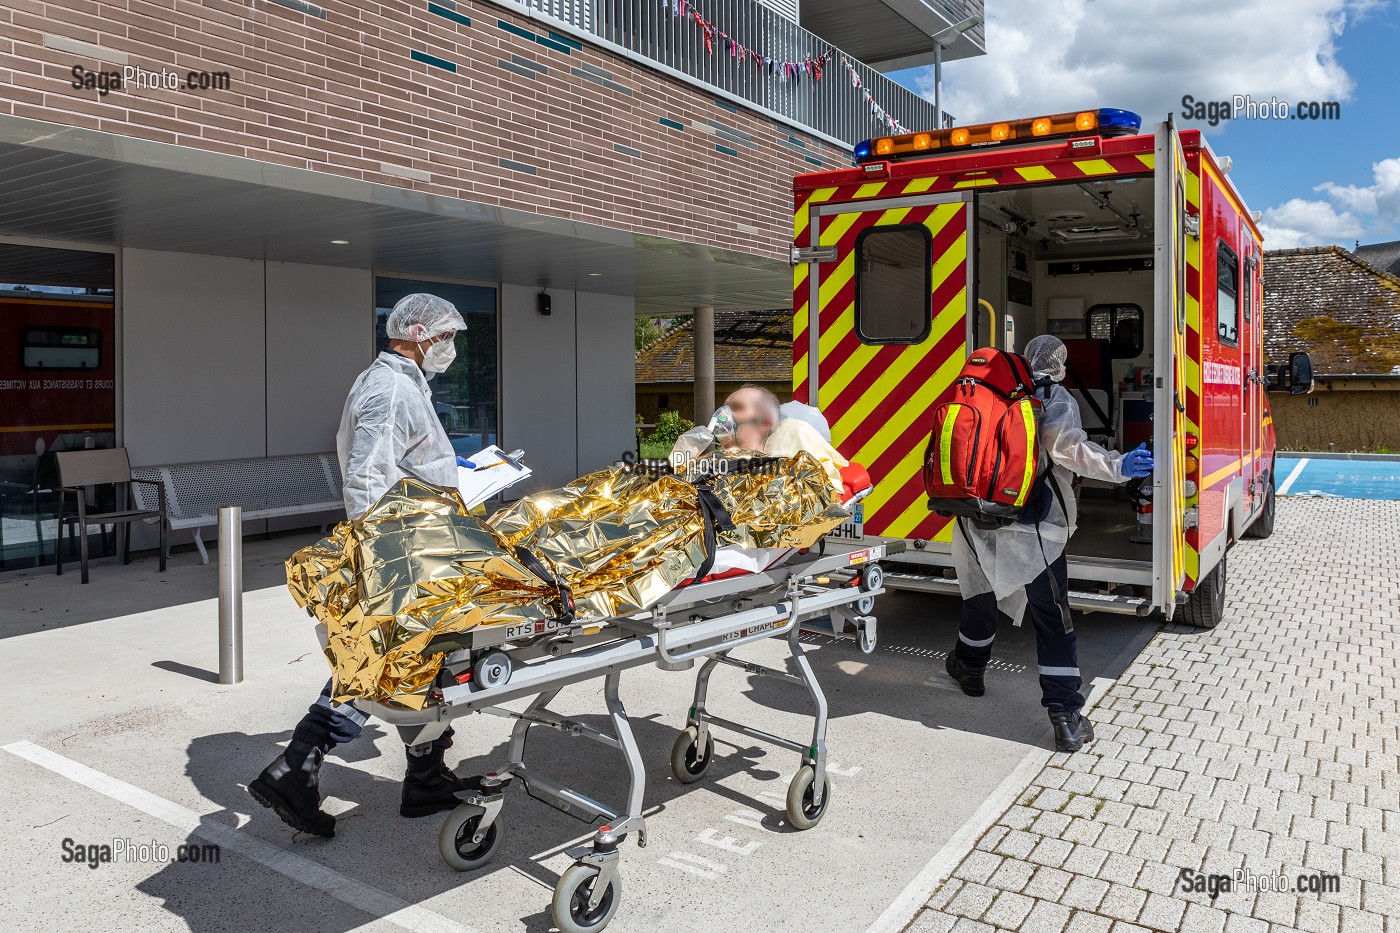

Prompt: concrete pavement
xmin=0 ymin=531 xmax=1155 ymax=932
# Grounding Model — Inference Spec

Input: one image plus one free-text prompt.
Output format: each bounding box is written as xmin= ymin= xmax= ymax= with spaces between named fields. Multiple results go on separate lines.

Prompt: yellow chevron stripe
xmin=794 ymin=262 xmax=809 ymax=290
xmin=1073 ymin=158 xmax=1116 ymax=176
xmin=903 ymin=177 xmax=938 ymax=194
xmin=1015 ymin=165 xmax=1056 ymax=182
xmin=817 ymin=252 xmax=855 ymax=315
xmin=794 ymin=187 xmax=838 ymax=240
xmin=844 ymin=325 xmax=966 ymax=467
xmin=1136 ymin=154 xmax=1155 ymax=171
xmin=855 ymin=182 xmax=889 ymax=200
xmin=953 ymin=176 xmax=1001 ymax=188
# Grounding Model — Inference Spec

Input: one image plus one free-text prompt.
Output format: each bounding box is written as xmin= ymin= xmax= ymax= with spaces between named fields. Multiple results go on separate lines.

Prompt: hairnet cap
xmin=1024 ymin=334 xmax=1068 ymax=382
xmin=385 ymin=293 xmax=467 ymax=342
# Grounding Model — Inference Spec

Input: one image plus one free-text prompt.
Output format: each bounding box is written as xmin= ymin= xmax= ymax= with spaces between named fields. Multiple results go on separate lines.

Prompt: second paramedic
xmin=943 ymin=334 xmax=1153 ymax=752
xmin=248 ymin=293 xmax=486 ymax=837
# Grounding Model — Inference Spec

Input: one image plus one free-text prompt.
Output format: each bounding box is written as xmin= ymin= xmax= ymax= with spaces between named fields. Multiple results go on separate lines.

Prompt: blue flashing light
xmin=1097 ymin=108 xmax=1142 ymax=135
xmin=854 ymin=139 xmax=873 ymax=161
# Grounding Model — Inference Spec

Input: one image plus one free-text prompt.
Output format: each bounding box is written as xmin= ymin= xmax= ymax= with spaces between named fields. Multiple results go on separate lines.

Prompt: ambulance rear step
xmin=882 ymin=571 xmax=1155 ymax=617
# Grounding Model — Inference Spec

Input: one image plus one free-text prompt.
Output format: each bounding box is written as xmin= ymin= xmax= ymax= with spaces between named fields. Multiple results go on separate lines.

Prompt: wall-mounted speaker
xmin=537 ymin=292 xmax=552 ymax=316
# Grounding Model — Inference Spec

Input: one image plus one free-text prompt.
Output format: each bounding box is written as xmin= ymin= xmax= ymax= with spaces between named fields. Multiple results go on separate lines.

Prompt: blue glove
xmin=455 ymin=455 xmax=475 ymax=469
xmin=1121 ymin=444 xmax=1154 ymax=479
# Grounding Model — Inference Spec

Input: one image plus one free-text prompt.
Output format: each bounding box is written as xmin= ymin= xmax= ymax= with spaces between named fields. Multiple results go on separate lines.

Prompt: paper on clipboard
xmin=456 ymin=445 xmax=532 ymax=508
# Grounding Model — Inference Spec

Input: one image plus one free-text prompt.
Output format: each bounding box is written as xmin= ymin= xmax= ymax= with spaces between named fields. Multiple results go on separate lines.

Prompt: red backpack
xmin=923 ymin=348 xmax=1045 ymax=527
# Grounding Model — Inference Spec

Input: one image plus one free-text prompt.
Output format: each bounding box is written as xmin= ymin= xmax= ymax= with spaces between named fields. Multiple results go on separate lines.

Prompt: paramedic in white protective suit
xmin=943 ymin=335 xmax=1153 ymax=753
xmin=248 ymin=293 xmax=489 ymax=838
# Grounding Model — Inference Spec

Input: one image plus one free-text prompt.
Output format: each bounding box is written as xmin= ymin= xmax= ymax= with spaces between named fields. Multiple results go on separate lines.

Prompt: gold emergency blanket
xmin=287 ymin=453 xmax=848 ymax=709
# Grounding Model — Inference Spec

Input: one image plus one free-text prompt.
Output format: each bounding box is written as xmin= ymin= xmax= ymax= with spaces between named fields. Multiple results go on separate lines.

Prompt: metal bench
xmin=131 ymin=454 xmax=344 ymax=564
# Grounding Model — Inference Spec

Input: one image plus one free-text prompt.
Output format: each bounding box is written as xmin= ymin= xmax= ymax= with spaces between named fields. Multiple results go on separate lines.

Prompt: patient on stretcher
xmin=674 ymin=385 xmax=851 ymax=491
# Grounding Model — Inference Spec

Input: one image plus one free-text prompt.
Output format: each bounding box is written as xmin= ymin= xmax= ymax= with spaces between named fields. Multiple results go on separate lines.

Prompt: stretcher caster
xmin=437 ymin=804 xmax=502 ymax=871
xmin=669 ymin=726 xmax=714 ymax=784
xmin=552 ymin=863 xmax=621 ymax=933
xmin=858 ymin=619 xmax=877 ymax=655
xmin=856 ymin=563 xmax=883 ymax=616
xmin=785 ymin=765 xmax=831 ymax=831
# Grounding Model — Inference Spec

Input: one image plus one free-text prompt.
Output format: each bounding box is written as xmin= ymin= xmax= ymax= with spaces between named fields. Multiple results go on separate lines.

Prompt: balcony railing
xmin=493 ymin=0 xmax=941 ymax=148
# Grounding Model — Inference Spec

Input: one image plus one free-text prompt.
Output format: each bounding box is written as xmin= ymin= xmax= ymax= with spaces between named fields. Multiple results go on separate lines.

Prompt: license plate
xmin=832 ymin=503 xmax=863 ymax=541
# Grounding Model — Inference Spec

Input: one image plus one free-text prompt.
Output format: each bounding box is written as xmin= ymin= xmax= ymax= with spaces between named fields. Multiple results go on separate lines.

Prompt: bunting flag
xmin=660 ymin=1 xmax=914 ymax=135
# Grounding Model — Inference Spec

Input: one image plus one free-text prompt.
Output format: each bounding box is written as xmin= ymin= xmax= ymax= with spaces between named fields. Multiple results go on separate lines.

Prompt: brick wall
xmin=0 ymin=0 xmax=849 ymax=261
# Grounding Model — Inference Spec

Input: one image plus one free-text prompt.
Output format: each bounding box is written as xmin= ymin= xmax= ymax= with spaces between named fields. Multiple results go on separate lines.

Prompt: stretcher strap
xmin=513 ymin=545 xmax=575 ymax=622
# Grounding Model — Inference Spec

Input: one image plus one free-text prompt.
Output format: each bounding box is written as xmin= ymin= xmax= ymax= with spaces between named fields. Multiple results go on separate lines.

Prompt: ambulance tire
xmin=1244 ymin=477 xmax=1276 ymax=540
xmin=1182 ymin=555 xmax=1227 ymax=630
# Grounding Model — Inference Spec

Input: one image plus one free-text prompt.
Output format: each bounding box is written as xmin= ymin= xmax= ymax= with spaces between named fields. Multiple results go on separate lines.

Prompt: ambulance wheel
xmin=552 ymin=863 xmax=621 ymax=933
xmin=438 ymin=806 xmax=501 ymax=871
xmin=786 ymin=765 xmax=831 ymax=830
xmin=1182 ymin=554 xmax=1227 ymax=630
xmin=856 ymin=563 xmax=883 ymax=615
xmin=670 ymin=727 xmax=714 ymax=784
xmin=1244 ymin=478 xmax=1276 ymax=540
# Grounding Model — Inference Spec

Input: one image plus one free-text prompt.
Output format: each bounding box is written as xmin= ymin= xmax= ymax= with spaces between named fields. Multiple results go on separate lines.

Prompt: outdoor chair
xmin=55 ymin=448 xmax=167 ymax=584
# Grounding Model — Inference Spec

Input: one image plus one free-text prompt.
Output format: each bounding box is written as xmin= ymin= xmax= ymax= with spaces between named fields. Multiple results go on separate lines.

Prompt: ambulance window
xmin=1216 ymin=241 xmax=1239 ymax=346
xmin=855 ymin=224 xmax=932 ymax=345
xmin=21 ymin=326 xmax=102 ymax=370
xmin=1086 ymin=304 xmax=1143 ymax=358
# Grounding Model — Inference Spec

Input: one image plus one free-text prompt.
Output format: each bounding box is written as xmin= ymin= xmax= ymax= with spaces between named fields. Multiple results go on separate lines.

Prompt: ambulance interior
xmin=974 ymin=177 xmax=1159 ymax=569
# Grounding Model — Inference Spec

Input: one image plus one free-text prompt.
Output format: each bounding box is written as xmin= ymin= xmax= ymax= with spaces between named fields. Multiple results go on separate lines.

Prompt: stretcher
xmin=341 ymin=461 xmax=896 ymax=933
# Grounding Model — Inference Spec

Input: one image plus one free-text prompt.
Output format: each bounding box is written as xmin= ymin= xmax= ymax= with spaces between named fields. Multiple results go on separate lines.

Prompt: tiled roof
xmin=1263 ymin=246 xmax=1400 ymax=376
xmin=1355 ymin=239 xmax=1400 ymax=277
xmin=636 ymin=309 xmax=793 ymax=383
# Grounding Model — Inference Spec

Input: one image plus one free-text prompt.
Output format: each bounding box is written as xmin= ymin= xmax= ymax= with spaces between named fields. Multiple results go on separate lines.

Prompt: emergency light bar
xmin=854 ymin=108 xmax=1142 ymax=163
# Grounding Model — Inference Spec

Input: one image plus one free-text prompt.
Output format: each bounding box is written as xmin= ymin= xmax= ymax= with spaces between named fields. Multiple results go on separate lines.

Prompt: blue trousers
xmin=953 ymin=553 xmax=1084 ymax=712
xmin=291 ymin=679 xmax=453 ymax=754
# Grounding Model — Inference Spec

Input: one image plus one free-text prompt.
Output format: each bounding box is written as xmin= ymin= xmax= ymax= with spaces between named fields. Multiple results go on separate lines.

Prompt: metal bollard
xmin=217 ymin=505 xmax=244 ymax=685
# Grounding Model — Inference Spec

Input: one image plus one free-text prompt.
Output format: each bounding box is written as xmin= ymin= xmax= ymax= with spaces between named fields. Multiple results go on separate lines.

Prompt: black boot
xmin=400 ymin=745 xmax=487 ymax=818
xmin=1049 ymin=710 xmax=1095 ymax=753
xmin=248 ymin=740 xmax=336 ymax=837
xmin=945 ymin=652 xmax=985 ymax=697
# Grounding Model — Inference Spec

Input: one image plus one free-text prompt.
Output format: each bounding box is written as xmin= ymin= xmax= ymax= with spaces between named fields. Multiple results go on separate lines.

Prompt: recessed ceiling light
xmin=331 ymin=239 xmax=351 ymax=245
xmin=588 ymin=272 xmax=603 ymax=277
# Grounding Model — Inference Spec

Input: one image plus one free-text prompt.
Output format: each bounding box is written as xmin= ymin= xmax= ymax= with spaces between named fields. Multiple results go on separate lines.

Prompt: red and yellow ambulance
xmin=792 ymin=109 xmax=1313 ymax=627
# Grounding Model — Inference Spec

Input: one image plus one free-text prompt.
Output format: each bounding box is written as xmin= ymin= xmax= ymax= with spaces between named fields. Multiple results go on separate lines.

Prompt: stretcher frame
xmin=352 ymin=536 xmax=897 ymax=932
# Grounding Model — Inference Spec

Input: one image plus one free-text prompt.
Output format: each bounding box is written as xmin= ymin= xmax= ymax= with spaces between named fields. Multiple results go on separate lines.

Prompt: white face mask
xmin=420 ymin=337 xmax=457 ymax=374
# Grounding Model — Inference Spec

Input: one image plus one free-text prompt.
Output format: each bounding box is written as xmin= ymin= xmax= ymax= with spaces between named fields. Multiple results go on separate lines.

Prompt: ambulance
xmin=791 ymin=109 xmax=1313 ymax=627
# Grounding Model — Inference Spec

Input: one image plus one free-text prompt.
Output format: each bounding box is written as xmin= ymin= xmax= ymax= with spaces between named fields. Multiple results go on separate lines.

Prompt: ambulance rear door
xmin=1152 ymin=118 xmax=1190 ymax=617
xmin=802 ymin=190 xmax=976 ymax=545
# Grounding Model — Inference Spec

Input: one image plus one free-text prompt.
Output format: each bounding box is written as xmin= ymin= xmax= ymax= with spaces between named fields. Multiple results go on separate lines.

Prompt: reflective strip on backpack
xmin=939 ymin=404 xmax=961 ymax=486
xmin=1014 ymin=398 xmax=1036 ymax=506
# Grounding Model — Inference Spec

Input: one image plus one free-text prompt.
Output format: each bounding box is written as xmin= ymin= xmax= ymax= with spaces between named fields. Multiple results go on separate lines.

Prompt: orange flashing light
xmin=863 ymin=109 xmax=1110 ymax=161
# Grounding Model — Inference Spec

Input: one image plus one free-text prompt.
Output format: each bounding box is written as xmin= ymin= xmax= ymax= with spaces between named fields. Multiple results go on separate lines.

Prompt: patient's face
xmin=726 ymin=387 xmax=776 ymax=451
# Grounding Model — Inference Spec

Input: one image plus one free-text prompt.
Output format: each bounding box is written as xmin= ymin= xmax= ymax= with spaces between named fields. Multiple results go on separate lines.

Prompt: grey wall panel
xmin=575 ymin=291 xmax=636 ymax=474
xmin=265 ymin=262 xmax=373 ymax=458
xmin=500 ymin=284 xmax=578 ymax=493
xmin=121 ymin=249 xmax=266 ymax=467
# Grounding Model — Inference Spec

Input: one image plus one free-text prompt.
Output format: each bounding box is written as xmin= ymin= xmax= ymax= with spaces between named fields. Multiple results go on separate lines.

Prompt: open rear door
xmin=803 ymin=191 xmax=975 ymax=544
xmin=1152 ymin=119 xmax=1190 ymax=617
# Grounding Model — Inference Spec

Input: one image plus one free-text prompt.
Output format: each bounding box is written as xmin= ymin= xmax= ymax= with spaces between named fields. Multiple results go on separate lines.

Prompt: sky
xmin=889 ymin=0 xmax=1400 ymax=251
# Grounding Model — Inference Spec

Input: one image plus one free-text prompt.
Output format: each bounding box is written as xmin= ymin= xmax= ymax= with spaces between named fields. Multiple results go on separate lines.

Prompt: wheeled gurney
xmin=344 ymin=477 xmax=897 ymax=933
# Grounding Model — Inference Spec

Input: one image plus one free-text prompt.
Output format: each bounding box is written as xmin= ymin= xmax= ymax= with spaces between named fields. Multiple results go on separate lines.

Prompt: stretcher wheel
xmin=858 ymin=621 xmax=877 ymax=655
xmin=785 ymin=765 xmax=832 ymax=830
xmin=856 ymin=564 xmax=883 ymax=616
xmin=552 ymin=863 xmax=621 ymax=933
xmin=669 ymin=726 xmax=714 ymax=784
xmin=437 ymin=805 xmax=502 ymax=871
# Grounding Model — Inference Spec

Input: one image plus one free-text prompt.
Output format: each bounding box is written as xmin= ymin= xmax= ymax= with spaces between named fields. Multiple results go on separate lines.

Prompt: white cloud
xmin=1259 ymin=157 xmax=1400 ymax=248
xmin=910 ymin=0 xmax=1369 ymax=131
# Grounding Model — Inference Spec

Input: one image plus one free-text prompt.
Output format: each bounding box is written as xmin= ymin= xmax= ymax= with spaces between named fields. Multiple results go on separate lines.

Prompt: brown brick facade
xmin=0 ymin=0 xmax=848 ymax=261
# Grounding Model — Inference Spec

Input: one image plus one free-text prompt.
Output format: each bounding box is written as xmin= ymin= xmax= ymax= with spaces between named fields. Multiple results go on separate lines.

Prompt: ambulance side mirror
xmin=1289 ymin=352 xmax=1314 ymax=395
xmin=1266 ymin=352 xmax=1314 ymax=396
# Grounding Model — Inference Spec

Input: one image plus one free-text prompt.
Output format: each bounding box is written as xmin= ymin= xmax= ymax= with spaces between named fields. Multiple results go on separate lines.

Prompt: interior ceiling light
xmin=331 ymin=239 xmax=351 ymax=245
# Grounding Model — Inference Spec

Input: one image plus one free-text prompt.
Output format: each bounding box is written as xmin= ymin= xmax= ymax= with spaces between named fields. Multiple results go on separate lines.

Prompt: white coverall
xmin=952 ymin=379 xmax=1127 ymax=623
xmin=337 ymin=351 xmax=458 ymax=519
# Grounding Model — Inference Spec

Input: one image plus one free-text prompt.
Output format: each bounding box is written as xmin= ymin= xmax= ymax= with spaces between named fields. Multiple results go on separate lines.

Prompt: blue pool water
xmin=1276 ymin=455 xmax=1400 ymax=500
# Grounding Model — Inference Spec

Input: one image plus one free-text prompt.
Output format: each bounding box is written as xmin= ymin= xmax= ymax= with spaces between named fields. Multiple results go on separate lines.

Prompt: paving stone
xmin=1019 ymin=900 xmax=1072 ymax=933
xmin=981 ymin=890 xmax=1036 ymax=929
xmin=1179 ymin=902 xmax=1229 ymax=933
xmin=1064 ymin=912 xmax=1113 ymax=933
xmin=953 ymin=850 xmax=1005 ymax=886
xmin=946 ymin=882 xmax=997 ymax=919
xmin=907 ymin=911 xmax=959 ymax=933
xmin=1097 ymin=885 xmax=1148 ymax=923
xmin=1138 ymin=892 xmax=1188 ymax=930
xmin=1061 ymin=875 xmax=1110 ymax=911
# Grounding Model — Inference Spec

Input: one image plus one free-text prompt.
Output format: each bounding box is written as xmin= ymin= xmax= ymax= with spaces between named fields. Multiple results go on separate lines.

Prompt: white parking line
xmin=2 ymin=740 xmax=477 ymax=933
xmin=1277 ymin=457 xmax=1310 ymax=495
